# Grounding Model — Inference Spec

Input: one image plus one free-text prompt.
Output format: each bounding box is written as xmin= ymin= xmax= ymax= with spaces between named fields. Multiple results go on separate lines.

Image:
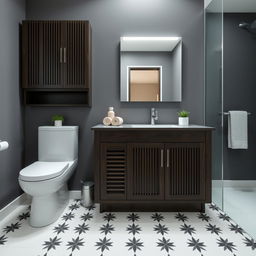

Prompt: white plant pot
xmin=54 ymin=120 xmax=63 ymax=126
xmin=178 ymin=117 xmax=189 ymax=126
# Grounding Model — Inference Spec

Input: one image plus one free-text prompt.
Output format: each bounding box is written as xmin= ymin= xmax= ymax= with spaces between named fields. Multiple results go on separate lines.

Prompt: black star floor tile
xmin=0 ymin=200 xmax=255 ymax=256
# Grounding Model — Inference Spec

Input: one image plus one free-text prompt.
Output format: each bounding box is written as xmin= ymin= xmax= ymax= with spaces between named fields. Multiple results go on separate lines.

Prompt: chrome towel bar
xmin=222 ymin=112 xmax=251 ymax=115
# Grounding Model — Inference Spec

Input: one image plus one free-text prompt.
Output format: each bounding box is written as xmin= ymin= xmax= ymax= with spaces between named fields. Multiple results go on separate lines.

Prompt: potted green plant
xmin=178 ymin=110 xmax=190 ymax=126
xmin=52 ymin=115 xmax=64 ymax=126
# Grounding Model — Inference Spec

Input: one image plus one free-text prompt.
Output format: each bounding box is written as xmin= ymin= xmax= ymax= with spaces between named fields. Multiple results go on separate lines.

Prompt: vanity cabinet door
xmin=127 ymin=143 xmax=165 ymax=200
xmin=165 ymin=143 xmax=205 ymax=200
xmin=100 ymin=143 xmax=127 ymax=200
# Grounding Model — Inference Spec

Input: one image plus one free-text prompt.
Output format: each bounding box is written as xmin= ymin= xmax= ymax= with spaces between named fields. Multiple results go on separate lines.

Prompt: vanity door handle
xmin=167 ymin=149 xmax=170 ymax=168
xmin=60 ymin=48 xmax=63 ymax=63
xmin=63 ymin=48 xmax=67 ymax=63
xmin=160 ymin=149 xmax=164 ymax=168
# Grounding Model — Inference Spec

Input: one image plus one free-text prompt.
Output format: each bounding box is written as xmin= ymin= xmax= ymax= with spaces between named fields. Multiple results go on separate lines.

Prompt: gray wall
xmin=0 ymin=0 xmax=25 ymax=208
xmin=223 ymin=13 xmax=256 ymax=180
xmin=25 ymin=0 xmax=205 ymax=190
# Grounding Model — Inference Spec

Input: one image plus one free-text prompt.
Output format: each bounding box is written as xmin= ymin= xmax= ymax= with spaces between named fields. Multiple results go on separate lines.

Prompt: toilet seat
xmin=19 ymin=161 xmax=70 ymax=182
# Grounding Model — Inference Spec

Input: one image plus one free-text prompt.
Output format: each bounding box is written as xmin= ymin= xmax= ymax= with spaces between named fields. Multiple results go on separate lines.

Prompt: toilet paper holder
xmin=0 ymin=140 xmax=9 ymax=152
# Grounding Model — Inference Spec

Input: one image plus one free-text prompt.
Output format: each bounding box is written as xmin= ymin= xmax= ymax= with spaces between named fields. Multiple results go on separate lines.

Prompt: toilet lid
xmin=19 ymin=161 xmax=69 ymax=181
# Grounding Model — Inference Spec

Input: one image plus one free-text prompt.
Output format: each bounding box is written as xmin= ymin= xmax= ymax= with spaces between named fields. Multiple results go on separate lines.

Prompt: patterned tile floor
xmin=0 ymin=200 xmax=255 ymax=256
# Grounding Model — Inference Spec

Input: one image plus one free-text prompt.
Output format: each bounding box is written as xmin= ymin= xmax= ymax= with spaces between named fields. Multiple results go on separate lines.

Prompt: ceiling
xmin=206 ymin=0 xmax=256 ymax=12
xmin=224 ymin=0 xmax=256 ymax=12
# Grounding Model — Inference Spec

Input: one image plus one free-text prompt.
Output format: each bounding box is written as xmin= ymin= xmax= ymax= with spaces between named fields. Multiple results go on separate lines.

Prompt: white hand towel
xmin=228 ymin=111 xmax=248 ymax=149
xmin=112 ymin=117 xmax=123 ymax=126
xmin=103 ymin=117 xmax=112 ymax=126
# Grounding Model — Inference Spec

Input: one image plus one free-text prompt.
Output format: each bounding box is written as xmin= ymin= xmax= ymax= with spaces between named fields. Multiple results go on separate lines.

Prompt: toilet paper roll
xmin=103 ymin=117 xmax=112 ymax=126
xmin=0 ymin=141 xmax=9 ymax=152
xmin=112 ymin=117 xmax=123 ymax=126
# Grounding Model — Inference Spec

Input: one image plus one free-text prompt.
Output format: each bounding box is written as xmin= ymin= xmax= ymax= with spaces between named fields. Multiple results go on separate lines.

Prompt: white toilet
xmin=18 ymin=126 xmax=78 ymax=227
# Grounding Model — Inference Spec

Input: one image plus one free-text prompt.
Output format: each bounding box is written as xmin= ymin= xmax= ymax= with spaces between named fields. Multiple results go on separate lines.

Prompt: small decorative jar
xmin=54 ymin=120 xmax=63 ymax=126
xmin=178 ymin=117 xmax=189 ymax=126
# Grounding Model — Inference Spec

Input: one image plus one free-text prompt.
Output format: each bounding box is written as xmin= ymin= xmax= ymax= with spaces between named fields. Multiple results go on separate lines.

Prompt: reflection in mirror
xmin=120 ymin=37 xmax=182 ymax=102
xmin=129 ymin=67 xmax=161 ymax=102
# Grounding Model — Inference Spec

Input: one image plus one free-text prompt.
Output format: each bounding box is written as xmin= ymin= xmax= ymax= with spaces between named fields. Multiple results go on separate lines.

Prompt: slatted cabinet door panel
xmin=22 ymin=21 xmax=41 ymax=88
xmin=64 ymin=21 xmax=91 ymax=88
xmin=22 ymin=20 xmax=91 ymax=91
xmin=100 ymin=143 xmax=127 ymax=200
xmin=127 ymin=143 xmax=165 ymax=200
xmin=41 ymin=21 xmax=63 ymax=88
xmin=22 ymin=21 xmax=63 ymax=88
xmin=165 ymin=143 xmax=205 ymax=200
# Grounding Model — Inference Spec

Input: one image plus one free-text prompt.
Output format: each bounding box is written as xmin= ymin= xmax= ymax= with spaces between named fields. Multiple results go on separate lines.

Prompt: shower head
xmin=239 ymin=22 xmax=249 ymax=29
xmin=239 ymin=20 xmax=256 ymax=34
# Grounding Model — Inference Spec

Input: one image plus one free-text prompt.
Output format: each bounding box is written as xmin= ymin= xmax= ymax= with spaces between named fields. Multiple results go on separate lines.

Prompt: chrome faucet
xmin=151 ymin=108 xmax=158 ymax=125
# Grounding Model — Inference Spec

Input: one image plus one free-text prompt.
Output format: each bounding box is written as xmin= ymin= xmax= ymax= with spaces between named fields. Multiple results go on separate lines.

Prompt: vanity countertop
xmin=92 ymin=124 xmax=214 ymax=131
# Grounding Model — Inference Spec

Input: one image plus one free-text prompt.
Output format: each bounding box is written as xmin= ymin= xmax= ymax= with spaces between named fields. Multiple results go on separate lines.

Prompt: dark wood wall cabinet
xmin=92 ymin=125 xmax=214 ymax=212
xmin=22 ymin=20 xmax=92 ymax=106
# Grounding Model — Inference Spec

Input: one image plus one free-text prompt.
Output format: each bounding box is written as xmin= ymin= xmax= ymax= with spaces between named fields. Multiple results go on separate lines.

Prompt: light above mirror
xmin=121 ymin=37 xmax=181 ymax=41
xmin=120 ymin=36 xmax=182 ymax=52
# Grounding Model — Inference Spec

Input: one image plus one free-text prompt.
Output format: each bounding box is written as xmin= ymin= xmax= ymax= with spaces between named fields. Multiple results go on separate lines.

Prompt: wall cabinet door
xmin=22 ymin=20 xmax=91 ymax=89
xmin=100 ymin=143 xmax=127 ymax=200
xmin=41 ymin=21 xmax=64 ymax=88
xmin=127 ymin=143 xmax=165 ymax=200
xmin=165 ymin=143 xmax=205 ymax=200
xmin=22 ymin=21 xmax=64 ymax=88
xmin=22 ymin=21 xmax=40 ymax=88
xmin=64 ymin=21 xmax=91 ymax=88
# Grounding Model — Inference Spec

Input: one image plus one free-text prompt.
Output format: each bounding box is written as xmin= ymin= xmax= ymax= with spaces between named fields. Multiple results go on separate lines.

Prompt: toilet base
xmin=29 ymin=184 xmax=68 ymax=227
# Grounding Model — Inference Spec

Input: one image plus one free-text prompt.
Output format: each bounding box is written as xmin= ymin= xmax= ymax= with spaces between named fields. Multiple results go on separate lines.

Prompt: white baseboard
xmin=0 ymin=190 xmax=81 ymax=221
xmin=0 ymin=193 xmax=29 ymax=221
xmin=69 ymin=190 xmax=81 ymax=199
xmin=223 ymin=180 xmax=256 ymax=188
xmin=213 ymin=180 xmax=256 ymax=188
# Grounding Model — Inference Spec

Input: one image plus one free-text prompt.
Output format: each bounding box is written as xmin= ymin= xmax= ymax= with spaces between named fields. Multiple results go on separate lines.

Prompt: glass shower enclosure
xmin=205 ymin=0 xmax=256 ymax=239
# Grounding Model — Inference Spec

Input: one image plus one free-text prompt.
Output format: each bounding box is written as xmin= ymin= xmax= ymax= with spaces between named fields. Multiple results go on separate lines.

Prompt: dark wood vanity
xmin=92 ymin=125 xmax=214 ymax=212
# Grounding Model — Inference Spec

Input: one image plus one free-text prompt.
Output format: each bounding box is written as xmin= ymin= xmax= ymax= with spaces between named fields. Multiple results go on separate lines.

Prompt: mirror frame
xmin=120 ymin=36 xmax=182 ymax=102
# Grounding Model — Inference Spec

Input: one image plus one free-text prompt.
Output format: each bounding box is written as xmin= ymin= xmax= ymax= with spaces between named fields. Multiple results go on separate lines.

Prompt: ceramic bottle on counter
xmin=108 ymin=107 xmax=115 ymax=119
xmin=103 ymin=107 xmax=115 ymax=126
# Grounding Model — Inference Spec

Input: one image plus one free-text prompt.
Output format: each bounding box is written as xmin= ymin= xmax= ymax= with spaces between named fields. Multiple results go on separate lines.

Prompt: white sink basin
xmin=127 ymin=124 xmax=180 ymax=128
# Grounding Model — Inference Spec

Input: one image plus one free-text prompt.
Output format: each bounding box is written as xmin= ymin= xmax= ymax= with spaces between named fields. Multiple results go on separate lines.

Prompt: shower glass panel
xmin=205 ymin=0 xmax=223 ymax=209
xmin=206 ymin=0 xmax=256 ymax=239
xmin=222 ymin=2 xmax=256 ymax=239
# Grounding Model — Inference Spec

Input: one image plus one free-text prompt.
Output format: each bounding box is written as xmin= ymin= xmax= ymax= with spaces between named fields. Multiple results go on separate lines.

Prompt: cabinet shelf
xmin=24 ymin=89 xmax=91 ymax=106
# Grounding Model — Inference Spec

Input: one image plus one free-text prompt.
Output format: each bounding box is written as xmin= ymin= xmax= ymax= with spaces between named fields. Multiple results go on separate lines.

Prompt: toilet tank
xmin=38 ymin=126 xmax=78 ymax=161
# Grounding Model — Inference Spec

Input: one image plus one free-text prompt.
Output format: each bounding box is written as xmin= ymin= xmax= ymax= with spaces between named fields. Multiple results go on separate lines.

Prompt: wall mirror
xmin=120 ymin=36 xmax=182 ymax=102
